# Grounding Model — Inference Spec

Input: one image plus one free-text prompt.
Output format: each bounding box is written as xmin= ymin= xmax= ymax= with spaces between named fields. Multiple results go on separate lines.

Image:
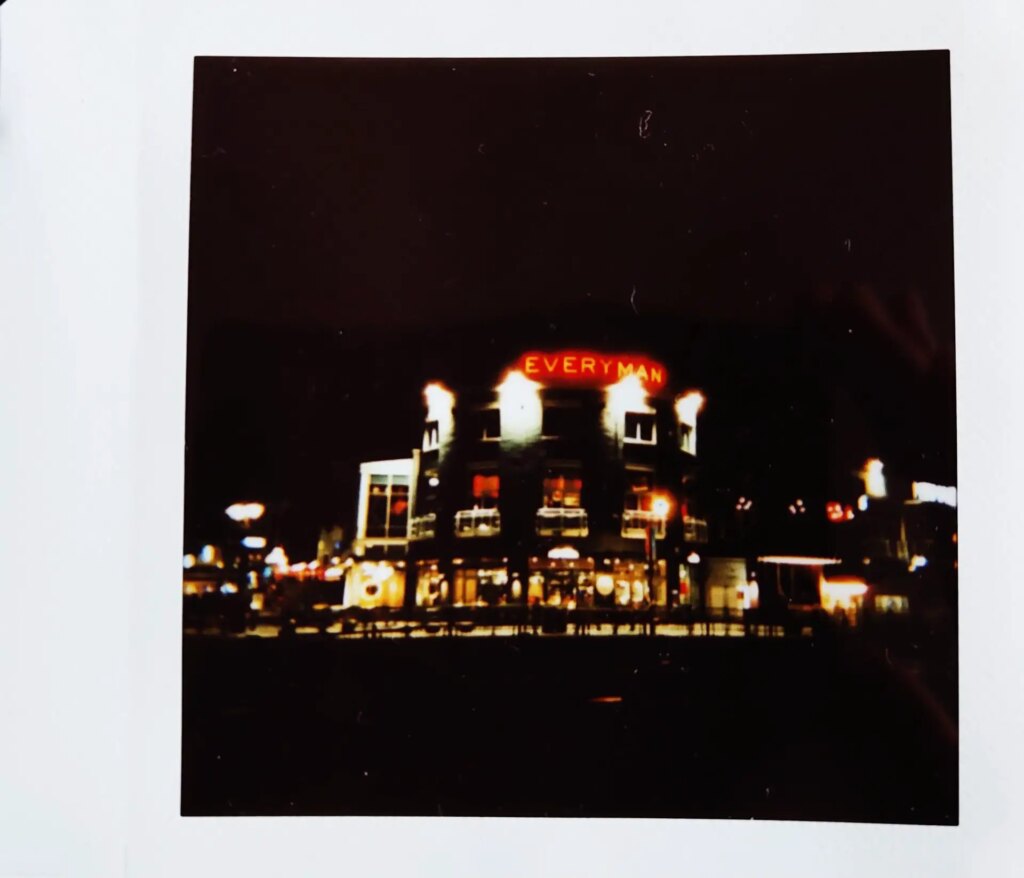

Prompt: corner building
xmin=388 ymin=349 xmax=708 ymax=611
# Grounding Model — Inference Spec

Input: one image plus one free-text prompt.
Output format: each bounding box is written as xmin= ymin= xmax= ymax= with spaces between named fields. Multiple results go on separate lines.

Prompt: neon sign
xmin=517 ymin=350 xmax=668 ymax=392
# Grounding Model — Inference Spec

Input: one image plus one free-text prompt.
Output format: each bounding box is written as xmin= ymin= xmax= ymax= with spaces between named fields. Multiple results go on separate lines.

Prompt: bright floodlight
xmin=652 ymin=495 xmax=671 ymax=518
xmin=497 ymin=369 xmax=542 ymax=442
xmin=674 ymin=390 xmax=706 ymax=426
xmin=423 ymin=382 xmax=455 ymax=420
xmin=226 ymin=502 xmax=265 ymax=523
xmin=861 ymin=458 xmax=887 ymax=499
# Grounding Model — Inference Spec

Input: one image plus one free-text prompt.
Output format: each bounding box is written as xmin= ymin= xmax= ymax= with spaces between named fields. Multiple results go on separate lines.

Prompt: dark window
xmin=624 ymin=412 xmax=656 ymax=444
xmin=365 ymin=474 xmax=410 ymax=538
xmin=542 ymin=406 xmax=581 ymax=439
xmin=478 ymin=408 xmax=501 ymax=441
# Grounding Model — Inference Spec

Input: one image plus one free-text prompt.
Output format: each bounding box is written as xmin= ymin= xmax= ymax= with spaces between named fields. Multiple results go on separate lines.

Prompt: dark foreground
xmin=182 ymin=633 xmax=957 ymax=823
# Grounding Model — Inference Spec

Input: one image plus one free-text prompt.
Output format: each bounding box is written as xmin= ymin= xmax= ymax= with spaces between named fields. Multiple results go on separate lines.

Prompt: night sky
xmin=185 ymin=52 xmax=955 ymax=556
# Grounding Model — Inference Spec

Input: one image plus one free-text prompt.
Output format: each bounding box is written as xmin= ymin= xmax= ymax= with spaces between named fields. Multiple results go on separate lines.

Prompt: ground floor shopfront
xmin=347 ymin=553 xmax=703 ymax=611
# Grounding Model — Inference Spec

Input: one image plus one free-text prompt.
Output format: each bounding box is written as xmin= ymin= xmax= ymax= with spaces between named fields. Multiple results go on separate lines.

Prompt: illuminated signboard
xmin=517 ymin=350 xmax=668 ymax=392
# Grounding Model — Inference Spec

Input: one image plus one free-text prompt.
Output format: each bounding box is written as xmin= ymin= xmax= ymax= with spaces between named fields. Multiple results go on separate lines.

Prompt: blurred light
xmin=428 ymin=476 xmax=440 ymax=487
xmin=607 ymin=373 xmax=648 ymax=415
xmin=908 ymin=555 xmax=928 ymax=572
xmin=826 ymin=501 xmax=844 ymax=522
xmin=226 ymin=502 xmax=265 ymax=523
xmin=819 ymin=576 xmax=869 ymax=612
xmin=324 ymin=566 xmax=345 ymax=581
xmin=497 ymin=369 xmax=543 ymax=443
xmin=652 ymin=495 xmax=671 ymax=519
xmin=686 ymin=552 xmax=701 ymax=564
xmin=857 ymin=494 xmax=870 ymax=511
xmin=220 ymin=583 xmax=239 ymax=595
xmin=423 ymin=382 xmax=455 ymax=420
xmin=264 ymin=546 xmax=288 ymax=570
xmin=241 ymin=535 xmax=267 ymax=549
xmin=758 ymin=555 xmax=842 ymax=566
xmin=674 ymin=390 xmax=705 ymax=426
xmin=183 ymin=554 xmax=196 ymax=569
xmin=911 ymin=481 xmax=957 ymax=507
xmin=548 ymin=545 xmax=580 ymax=560
xmin=595 ymin=573 xmax=615 ymax=597
xmin=250 ymin=593 xmax=265 ymax=612
xmin=199 ymin=544 xmax=217 ymax=565
xmin=861 ymin=459 xmax=887 ymax=499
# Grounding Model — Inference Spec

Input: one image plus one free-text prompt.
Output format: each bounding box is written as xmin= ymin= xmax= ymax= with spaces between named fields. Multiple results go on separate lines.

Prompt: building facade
xmin=348 ymin=349 xmax=709 ymax=611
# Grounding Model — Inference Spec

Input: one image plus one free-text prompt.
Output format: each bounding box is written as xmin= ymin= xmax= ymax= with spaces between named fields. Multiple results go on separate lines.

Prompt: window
xmin=624 ymin=471 xmax=653 ymax=511
xmin=542 ymin=405 xmax=581 ymax=440
xmin=365 ymin=474 xmax=410 ymax=538
xmin=471 ymin=472 xmax=500 ymax=509
xmin=679 ymin=423 xmax=695 ymax=455
xmin=477 ymin=408 xmax=501 ymax=441
xmin=423 ymin=420 xmax=440 ymax=452
xmin=543 ymin=470 xmax=583 ymax=508
xmin=624 ymin=412 xmax=656 ymax=444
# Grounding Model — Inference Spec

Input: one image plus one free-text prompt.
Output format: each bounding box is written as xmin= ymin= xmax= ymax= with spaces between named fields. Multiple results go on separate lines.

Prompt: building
xmin=346 ymin=349 xmax=709 ymax=611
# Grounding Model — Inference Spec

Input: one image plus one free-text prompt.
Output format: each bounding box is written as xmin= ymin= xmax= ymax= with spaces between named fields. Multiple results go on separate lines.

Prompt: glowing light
xmin=428 ymin=476 xmax=440 ymax=487
xmin=518 ymin=350 xmax=668 ymax=391
xmin=735 ymin=496 xmax=753 ymax=512
xmin=819 ymin=576 xmax=869 ymax=613
xmin=595 ymin=573 xmax=615 ymax=597
xmin=264 ymin=546 xmax=288 ymax=570
xmin=911 ymin=482 xmax=957 ymax=507
xmin=857 ymin=494 xmax=869 ymax=511
xmin=686 ymin=551 xmax=701 ymax=564
xmin=225 ymin=502 xmax=266 ymax=523
xmin=674 ymin=391 xmax=705 ymax=426
xmin=423 ymin=382 xmax=454 ymax=420
xmin=826 ymin=501 xmax=844 ymax=522
xmin=548 ymin=545 xmax=580 ymax=560
xmin=607 ymin=373 xmax=648 ymax=414
xmin=220 ymin=582 xmax=239 ymax=595
xmin=652 ymin=495 xmax=671 ymax=519
xmin=324 ymin=566 xmax=345 ymax=581
xmin=199 ymin=544 xmax=218 ymax=565
xmin=758 ymin=555 xmax=842 ymax=566
xmin=183 ymin=554 xmax=196 ymax=569
xmin=908 ymin=555 xmax=928 ymax=572
xmin=241 ymin=535 xmax=267 ymax=549
xmin=861 ymin=458 xmax=887 ymax=499
xmin=497 ymin=370 xmax=542 ymax=444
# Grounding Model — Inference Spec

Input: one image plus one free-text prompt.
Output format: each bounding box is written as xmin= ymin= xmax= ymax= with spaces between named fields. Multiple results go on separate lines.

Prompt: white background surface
xmin=1 ymin=0 xmax=1022 ymax=875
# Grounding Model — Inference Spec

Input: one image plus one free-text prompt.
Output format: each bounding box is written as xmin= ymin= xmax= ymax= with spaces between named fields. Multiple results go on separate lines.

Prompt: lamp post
xmin=225 ymin=501 xmax=266 ymax=599
xmin=648 ymin=495 xmax=672 ymax=621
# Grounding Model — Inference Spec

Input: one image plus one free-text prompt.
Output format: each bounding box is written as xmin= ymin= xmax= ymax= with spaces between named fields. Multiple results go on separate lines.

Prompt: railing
xmin=535 ymin=507 xmax=589 ymax=537
xmin=409 ymin=513 xmax=437 ymax=540
xmin=683 ymin=516 xmax=709 ymax=543
xmin=454 ymin=508 xmax=501 ymax=537
xmin=620 ymin=509 xmax=667 ymax=539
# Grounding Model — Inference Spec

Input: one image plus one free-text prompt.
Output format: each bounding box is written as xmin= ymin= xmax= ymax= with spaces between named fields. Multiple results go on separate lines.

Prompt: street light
xmin=225 ymin=502 xmax=266 ymax=596
xmin=647 ymin=493 xmax=672 ymax=613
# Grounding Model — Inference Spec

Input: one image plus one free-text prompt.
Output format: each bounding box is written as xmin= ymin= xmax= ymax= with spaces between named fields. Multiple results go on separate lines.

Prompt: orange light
xmin=518 ymin=350 xmax=667 ymax=392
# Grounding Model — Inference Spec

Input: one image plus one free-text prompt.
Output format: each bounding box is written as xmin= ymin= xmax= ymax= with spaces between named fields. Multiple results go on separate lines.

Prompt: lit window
xmin=471 ymin=472 xmax=500 ymax=509
xmin=679 ymin=423 xmax=695 ymax=454
xmin=624 ymin=471 xmax=653 ymax=511
xmin=623 ymin=412 xmax=656 ymax=445
xmin=423 ymin=420 xmax=440 ymax=452
xmin=543 ymin=470 xmax=583 ymax=508
xmin=478 ymin=408 xmax=501 ymax=441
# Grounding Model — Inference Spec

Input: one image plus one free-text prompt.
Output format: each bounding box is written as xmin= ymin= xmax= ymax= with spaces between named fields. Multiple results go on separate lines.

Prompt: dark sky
xmin=185 ymin=52 xmax=955 ymax=555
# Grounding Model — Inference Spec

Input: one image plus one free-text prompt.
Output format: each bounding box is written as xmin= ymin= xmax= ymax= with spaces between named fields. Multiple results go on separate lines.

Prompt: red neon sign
xmin=517 ymin=350 xmax=668 ymax=392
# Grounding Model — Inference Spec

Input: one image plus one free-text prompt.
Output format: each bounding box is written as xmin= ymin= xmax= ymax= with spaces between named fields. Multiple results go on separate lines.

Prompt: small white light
xmin=241 ymin=535 xmax=267 ymax=549
xmin=183 ymin=554 xmax=196 ymax=569
xmin=686 ymin=552 xmax=701 ymax=564
xmin=428 ymin=476 xmax=440 ymax=487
